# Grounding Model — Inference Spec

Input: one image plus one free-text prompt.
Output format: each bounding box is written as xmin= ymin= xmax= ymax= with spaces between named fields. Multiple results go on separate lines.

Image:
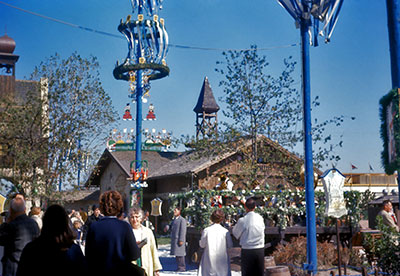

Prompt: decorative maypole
xmin=114 ymin=0 xmax=169 ymax=206
xmin=277 ymin=0 xmax=344 ymax=274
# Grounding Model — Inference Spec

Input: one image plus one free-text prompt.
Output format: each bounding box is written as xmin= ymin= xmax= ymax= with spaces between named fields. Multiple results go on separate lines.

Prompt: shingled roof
xmin=150 ymin=150 xmax=235 ymax=179
xmin=85 ymin=149 xmax=181 ymax=186
xmin=193 ymin=77 xmax=220 ymax=113
xmin=86 ymin=136 xmax=322 ymax=185
xmin=150 ymin=135 xmax=322 ymax=179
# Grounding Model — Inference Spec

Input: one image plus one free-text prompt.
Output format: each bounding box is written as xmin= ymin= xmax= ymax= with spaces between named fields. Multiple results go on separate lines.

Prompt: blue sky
xmin=0 ymin=0 xmax=392 ymax=173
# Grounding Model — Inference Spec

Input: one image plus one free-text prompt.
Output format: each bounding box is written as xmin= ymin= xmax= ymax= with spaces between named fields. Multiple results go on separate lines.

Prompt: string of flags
xmin=349 ymin=163 xmax=375 ymax=172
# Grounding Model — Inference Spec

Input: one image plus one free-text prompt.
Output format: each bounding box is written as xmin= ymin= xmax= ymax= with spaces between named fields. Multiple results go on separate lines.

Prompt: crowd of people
xmin=0 ymin=190 xmax=269 ymax=276
xmin=1 ymin=189 xmax=399 ymax=276
xmin=0 ymin=191 xmax=164 ymax=276
xmin=10 ymin=191 xmax=394 ymax=276
xmin=162 ymin=198 xmax=265 ymax=276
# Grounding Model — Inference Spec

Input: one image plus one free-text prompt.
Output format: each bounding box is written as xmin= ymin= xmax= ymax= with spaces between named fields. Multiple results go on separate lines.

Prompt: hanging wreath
xmin=380 ymin=88 xmax=400 ymax=174
xmin=168 ymin=189 xmax=374 ymax=230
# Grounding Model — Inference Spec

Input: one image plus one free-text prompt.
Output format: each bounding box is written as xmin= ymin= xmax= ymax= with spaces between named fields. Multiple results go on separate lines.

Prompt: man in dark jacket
xmin=0 ymin=198 xmax=40 ymax=276
xmin=82 ymin=204 xmax=102 ymax=241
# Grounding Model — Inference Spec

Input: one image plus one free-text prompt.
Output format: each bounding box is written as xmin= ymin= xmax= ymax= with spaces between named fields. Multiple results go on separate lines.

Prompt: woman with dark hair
xmin=85 ymin=190 xmax=140 ymax=275
xmin=16 ymin=204 xmax=87 ymax=276
xmin=198 ymin=209 xmax=233 ymax=276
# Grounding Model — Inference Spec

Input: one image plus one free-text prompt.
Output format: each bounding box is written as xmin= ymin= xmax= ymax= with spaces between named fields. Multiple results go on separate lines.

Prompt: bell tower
xmin=0 ymin=33 xmax=19 ymax=77
xmin=193 ymin=77 xmax=220 ymax=140
xmin=0 ymin=32 xmax=19 ymax=99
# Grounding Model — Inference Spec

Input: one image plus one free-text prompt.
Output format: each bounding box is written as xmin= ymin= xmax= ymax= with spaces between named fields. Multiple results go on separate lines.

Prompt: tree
xmin=0 ymin=52 xmax=118 ymax=199
xmin=184 ymin=45 xmax=352 ymax=188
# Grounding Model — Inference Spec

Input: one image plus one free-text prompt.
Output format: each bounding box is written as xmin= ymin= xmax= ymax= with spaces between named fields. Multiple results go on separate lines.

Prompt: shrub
xmin=364 ymin=217 xmax=400 ymax=274
xmin=272 ymin=236 xmax=366 ymax=275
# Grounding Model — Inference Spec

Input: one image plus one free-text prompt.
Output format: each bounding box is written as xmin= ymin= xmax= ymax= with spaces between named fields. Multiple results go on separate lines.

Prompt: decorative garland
xmin=380 ymin=88 xmax=400 ymax=174
xmin=168 ymin=189 xmax=375 ymax=230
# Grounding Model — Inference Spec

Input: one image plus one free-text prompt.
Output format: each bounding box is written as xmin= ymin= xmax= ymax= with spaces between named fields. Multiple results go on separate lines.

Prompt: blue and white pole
xmin=135 ymin=4 xmax=144 ymax=172
xmin=277 ymin=0 xmax=344 ymax=273
xmin=300 ymin=5 xmax=317 ymax=273
xmin=114 ymin=0 xmax=170 ymax=207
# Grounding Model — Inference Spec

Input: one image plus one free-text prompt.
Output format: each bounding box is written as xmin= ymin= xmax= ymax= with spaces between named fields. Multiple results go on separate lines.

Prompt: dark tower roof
xmin=193 ymin=77 xmax=220 ymax=113
xmin=0 ymin=33 xmax=19 ymax=76
xmin=0 ymin=34 xmax=16 ymax=54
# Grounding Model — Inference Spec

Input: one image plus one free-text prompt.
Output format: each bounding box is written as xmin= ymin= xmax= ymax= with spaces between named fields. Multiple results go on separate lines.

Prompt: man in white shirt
xmin=232 ymin=197 xmax=265 ymax=276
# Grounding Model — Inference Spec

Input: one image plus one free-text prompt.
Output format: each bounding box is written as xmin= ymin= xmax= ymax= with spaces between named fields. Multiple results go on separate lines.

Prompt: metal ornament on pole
xmin=114 ymin=0 xmax=169 ymax=207
xmin=276 ymin=0 xmax=344 ymax=274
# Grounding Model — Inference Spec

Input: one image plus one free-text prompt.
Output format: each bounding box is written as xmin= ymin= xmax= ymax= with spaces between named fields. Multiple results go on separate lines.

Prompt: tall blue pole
xmin=59 ymin=162 xmax=62 ymax=191
xmin=300 ymin=6 xmax=318 ymax=274
xmin=135 ymin=69 xmax=143 ymax=170
xmin=77 ymin=138 xmax=81 ymax=188
xmin=135 ymin=4 xmax=144 ymax=172
xmin=386 ymin=0 xmax=400 ymax=89
xmin=386 ymin=0 xmax=400 ymax=207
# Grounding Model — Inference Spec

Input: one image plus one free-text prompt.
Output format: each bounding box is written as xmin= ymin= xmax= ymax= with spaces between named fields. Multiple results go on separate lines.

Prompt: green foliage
xmin=0 ymin=52 xmax=118 ymax=198
xmin=214 ymin=45 xmax=353 ymax=168
xmin=364 ymin=217 xmax=400 ymax=274
xmin=344 ymin=189 xmax=375 ymax=227
xmin=379 ymin=88 xmax=400 ymax=174
xmin=168 ymin=189 xmax=375 ymax=230
xmin=183 ymin=45 xmax=353 ymax=189
xmin=273 ymin=236 xmax=366 ymax=276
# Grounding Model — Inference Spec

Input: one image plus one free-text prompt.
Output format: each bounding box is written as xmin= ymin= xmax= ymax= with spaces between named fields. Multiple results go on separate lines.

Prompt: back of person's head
xmin=31 ymin=206 xmax=41 ymax=216
xmin=245 ymin=197 xmax=256 ymax=210
xmin=72 ymin=211 xmax=81 ymax=218
xmin=41 ymin=204 xmax=76 ymax=249
xmin=10 ymin=197 xmax=26 ymax=215
xmin=210 ymin=209 xmax=225 ymax=224
xmin=99 ymin=190 xmax=124 ymax=216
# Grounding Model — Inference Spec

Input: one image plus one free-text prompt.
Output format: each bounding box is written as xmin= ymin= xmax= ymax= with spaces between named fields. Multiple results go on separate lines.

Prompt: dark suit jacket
xmin=85 ymin=217 xmax=140 ymax=275
xmin=16 ymin=239 xmax=87 ymax=276
xmin=0 ymin=214 xmax=40 ymax=276
xmin=82 ymin=213 xmax=102 ymax=241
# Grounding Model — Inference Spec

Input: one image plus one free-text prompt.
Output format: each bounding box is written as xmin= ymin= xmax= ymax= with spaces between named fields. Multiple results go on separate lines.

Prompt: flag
xmin=351 ymin=164 xmax=358 ymax=170
xmin=369 ymin=163 xmax=374 ymax=171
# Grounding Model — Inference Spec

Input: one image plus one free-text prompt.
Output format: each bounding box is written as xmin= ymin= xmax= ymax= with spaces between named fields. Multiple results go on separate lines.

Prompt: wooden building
xmin=84 ymin=77 xmax=315 ymax=224
xmin=85 ymin=135 xmax=310 ymax=224
xmin=0 ymin=33 xmax=47 ymax=209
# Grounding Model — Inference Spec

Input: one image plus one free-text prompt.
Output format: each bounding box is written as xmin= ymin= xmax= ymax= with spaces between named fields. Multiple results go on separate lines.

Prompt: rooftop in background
xmin=193 ymin=76 xmax=220 ymax=114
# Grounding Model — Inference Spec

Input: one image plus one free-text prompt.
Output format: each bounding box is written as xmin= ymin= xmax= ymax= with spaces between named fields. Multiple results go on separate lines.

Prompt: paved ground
xmin=158 ymin=244 xmax=241 ymax=276
xmin=0 ymin=244 xmax=361 ymax=275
